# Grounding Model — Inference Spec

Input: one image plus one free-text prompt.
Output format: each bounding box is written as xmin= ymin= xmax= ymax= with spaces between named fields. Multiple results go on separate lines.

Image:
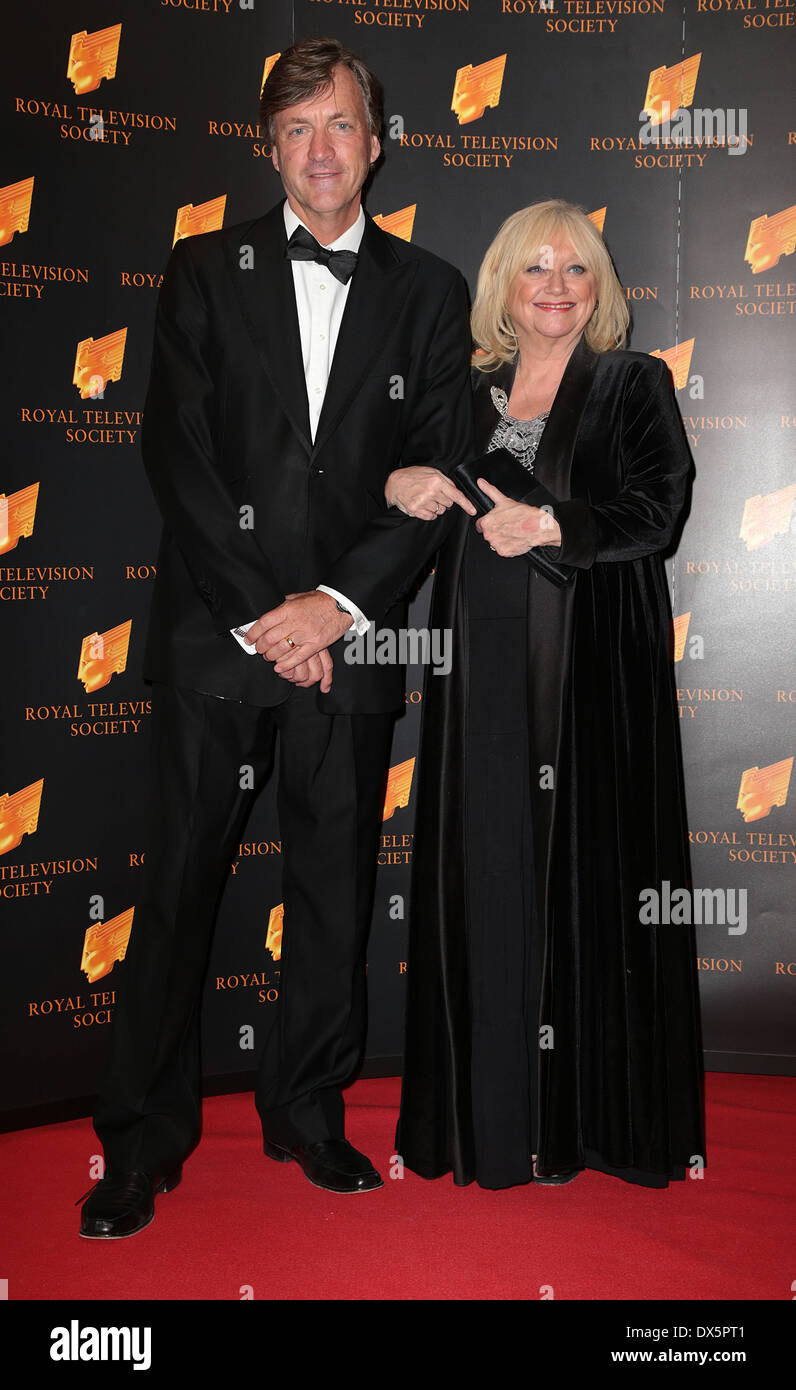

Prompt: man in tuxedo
xmin=79 ymin=37 xmax=472 ymax=1237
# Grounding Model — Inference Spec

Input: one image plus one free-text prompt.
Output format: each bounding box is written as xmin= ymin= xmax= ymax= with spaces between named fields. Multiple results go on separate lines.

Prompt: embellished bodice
xmin=487 ymin=385 xmax=548 ymax=473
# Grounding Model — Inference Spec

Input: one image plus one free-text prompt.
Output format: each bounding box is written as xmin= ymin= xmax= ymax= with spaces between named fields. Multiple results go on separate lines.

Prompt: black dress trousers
xmin=93 ymin=680 xmax=394 ymax=1175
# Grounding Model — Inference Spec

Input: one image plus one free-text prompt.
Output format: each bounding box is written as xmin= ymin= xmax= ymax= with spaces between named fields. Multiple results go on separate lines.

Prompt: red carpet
xmin=2 ymin=1072 xmax=794 ymax=1301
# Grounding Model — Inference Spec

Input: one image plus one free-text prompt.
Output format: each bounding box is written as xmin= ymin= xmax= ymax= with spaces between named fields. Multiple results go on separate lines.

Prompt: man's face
xmin=270 ymin=64 xmax=380 ymax=238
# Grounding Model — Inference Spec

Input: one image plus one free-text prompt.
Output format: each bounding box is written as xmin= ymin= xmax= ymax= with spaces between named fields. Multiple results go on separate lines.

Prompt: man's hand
xmin=279 ymin=648 xmax=334 ymax=691
xmin=385 ymin=465 xmax=476 ymax=520
xmin=244 ymin=592 xmax=352 ymax=682
xmin=475 ymin=479 xmax=562 ymax=557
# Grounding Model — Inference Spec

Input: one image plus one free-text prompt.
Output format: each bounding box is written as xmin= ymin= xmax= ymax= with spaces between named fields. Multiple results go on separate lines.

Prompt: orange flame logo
xmin=73 ymin=327 xmax=127 ymax=400
xmin=382 ymin=758 xmax=415 ymax=822
xmin=744 ymin=205 xmax=796 ymax=274
xmin=672 ymin=612 xmax=691 ymax=663
xmin=737 ymin=758 xmax=793 ymax=823
xmin=77 ymin=620 xmax=132 ymax=694
xmin=373 ymin=205 xmax=417 ymax=243
xmin=67 ymin=24 xmax=121 ymax=96
xmin=739 ymin=484 xmax=796 ymax=552
xmin=261 ymin=53 xmax=281 ymax=95
xmin=451 ymin=55 xmax=507 ymax=125
xmin=0 ymin=779 xmax=44 ymax=857
xmin=81 ymin=908 xmax=134 ymax=984
xmin=0 ymin=482 xmax=39 ymax=556
xmin=173 ymin=196 xmax=227 ymax=248
xmin=643 ymin=54 xmax=701 ymax=126
xmin=0 ymin=176 xmax=34 ymax=248
xmin=266 ymin=903 xmax=283 ymax=962
xmin=650 ymin=339 xmax=695 ymax=391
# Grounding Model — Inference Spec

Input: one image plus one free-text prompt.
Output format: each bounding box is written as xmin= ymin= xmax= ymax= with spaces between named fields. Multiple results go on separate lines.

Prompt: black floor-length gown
xmin=397 ymin=341 xmax=705 ymax=1190
xmin=461 ymin=399 xmax=548 ymax=1189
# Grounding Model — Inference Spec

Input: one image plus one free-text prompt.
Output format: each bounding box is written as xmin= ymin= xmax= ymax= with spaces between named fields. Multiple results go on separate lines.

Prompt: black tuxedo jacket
xmin=140 ymin=200 xmax=473 ymax=711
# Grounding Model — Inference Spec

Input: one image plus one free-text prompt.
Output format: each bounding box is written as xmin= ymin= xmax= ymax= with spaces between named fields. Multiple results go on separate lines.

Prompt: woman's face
xmin=506 ymin=233 xmax=598 ymax=351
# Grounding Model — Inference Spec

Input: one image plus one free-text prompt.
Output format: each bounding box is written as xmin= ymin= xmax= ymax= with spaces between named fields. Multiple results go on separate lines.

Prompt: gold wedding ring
xmin=284 ymin=635 xmax=297 ymax=649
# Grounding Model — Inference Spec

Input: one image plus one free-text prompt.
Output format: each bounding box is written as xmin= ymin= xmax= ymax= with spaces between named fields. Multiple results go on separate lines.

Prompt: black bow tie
xmin=285 ymin=225 xmax=359 ymax=284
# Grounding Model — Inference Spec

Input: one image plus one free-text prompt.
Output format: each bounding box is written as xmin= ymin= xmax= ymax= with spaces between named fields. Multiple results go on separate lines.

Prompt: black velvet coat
xmin=397 ymin=338 xmax=706 ymax=1186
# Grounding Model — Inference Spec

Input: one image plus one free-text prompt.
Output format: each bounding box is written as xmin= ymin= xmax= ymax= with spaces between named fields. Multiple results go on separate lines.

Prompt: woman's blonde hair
xmin=471 ymin=199 xmax=630 ymax=370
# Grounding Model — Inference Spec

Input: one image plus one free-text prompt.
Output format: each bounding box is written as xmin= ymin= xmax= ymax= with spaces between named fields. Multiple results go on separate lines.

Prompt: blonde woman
xmin=391 ymin=200 xmax=704 ymax=1190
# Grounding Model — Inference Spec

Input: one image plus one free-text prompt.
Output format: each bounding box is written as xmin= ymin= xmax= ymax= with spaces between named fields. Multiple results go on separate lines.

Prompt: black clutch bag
xmin=453 ymin=447 xmax=576 ymax=588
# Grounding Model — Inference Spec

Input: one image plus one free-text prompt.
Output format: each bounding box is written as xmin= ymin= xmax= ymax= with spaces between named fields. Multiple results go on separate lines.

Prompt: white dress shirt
xmin=232 ymin=199 xmax=370 ymax=654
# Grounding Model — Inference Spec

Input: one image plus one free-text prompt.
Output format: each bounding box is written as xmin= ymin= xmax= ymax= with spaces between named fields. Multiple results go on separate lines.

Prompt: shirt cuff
xmin=230 ymin=620 xmax=258 ymax=655
xmin=317 ymin=585 xmax=371 ymax=635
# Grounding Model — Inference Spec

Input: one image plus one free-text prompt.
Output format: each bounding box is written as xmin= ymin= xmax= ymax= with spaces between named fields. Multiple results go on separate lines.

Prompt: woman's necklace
xmin=488 ymin=387 xmax=549 ymax=473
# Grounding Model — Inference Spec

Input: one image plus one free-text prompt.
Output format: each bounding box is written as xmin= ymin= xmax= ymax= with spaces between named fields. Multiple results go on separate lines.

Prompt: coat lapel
xmin=531 ymin=335 xmax=598 ymax=497
xmin=311 ymin=214 xmax=417 ymax=457
xmin=225 ymin=206 xmax=417 ymax=461
xmin=223 ymin=203 xmax=313 ymax=456
xmin=471 ymin=336 xmax=599 ymax=498
xmin=472 ymin=356 xmax=516 ymax=453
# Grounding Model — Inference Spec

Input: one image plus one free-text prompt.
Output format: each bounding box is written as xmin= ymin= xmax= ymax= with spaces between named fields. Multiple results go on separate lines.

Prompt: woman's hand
xmin=385 ymin=466 xmax=477 ymax=520
xmin=476 ymin=478 xmax=562 ymax=556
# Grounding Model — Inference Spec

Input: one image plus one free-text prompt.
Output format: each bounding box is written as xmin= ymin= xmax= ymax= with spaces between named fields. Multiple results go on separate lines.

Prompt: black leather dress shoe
xmin=263 ymin=1138 xmax=383 ymax=1194
xmin=533 ymin=1167 xmax=579 ymax=1185
xmin=79 ymin=1167 xmax=182 ymax=1239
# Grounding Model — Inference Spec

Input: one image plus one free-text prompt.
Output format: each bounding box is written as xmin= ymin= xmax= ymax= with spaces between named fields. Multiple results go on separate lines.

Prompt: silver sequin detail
xmin=488 ymin=386 xmax=549 ymax=472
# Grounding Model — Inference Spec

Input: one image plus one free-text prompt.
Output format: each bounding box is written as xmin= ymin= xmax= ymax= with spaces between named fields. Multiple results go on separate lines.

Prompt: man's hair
xmin=260 ymin=37 xmax=384 ymax=147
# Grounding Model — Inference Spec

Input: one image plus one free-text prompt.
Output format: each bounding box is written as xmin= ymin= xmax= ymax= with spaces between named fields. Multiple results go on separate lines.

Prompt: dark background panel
xmin=1 ymin=0 xmax=793 ymax=1127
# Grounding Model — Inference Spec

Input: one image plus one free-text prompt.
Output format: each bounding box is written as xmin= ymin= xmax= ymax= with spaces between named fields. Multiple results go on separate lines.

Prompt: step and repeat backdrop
xmin=1 ymin=0 xmax=793 ymax=1127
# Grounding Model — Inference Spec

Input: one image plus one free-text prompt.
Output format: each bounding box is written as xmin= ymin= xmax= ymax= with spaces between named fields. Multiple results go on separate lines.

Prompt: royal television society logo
xmin=451 ymin=55 xmax=507 ymax=125
xmin=77 ymin=620 xmax=132 ymax=693
xmin=380 ymin=759 xmax=415 ymax=865
xmin=67 ymin=25 xmax=122 ymax=96
xmin=173 ymin=196 xmax=227 ymax=246
xmin=261 ymin=52 xmax=281 ymax=94
xmin=397 ymin=54 xmax=555 ymax=168
xmin=745 ymin=204 xmax=796 ymax=273
xmin=0 ymin=178 xmax=90 ymax=299
xmin=592 ymin=53 xmax=750 ymax=167
xmin=14 ymin=28 xmax=175 ymax=147
xmin=0 ymin=483 xmax=39 ymax=555
xmin=500 ymin=0 xmax=666 ymax=35
xmin=737 ymin=758 xmax=793 ymax=823
xmin=672 ymin=611 xmax=692 ymax=662
xmin=0 ymin=177 xmax=34 ymax=247
xmin=650 ymin=339 xmax=696 ymax=391
xmin=81 ymin=907 xmax=134 ymax=983
xmin=691 ymin=212 xmax=795 ymax=316
xmin=0 ymin=779 xmax=43 ymax=855
xmin=373 ymin=205 xmax=417 ymax=241
xmin=739 ymin=484 xmax=796 ymax=551
xmin=73 ymin=328 xmax=127 ymax=399
xmin=266 ymin=903 xmax=283 ymax=962
xmin=382 ymin=758 xmax=415 ymax=822
xmin=642 ymin=55 xmax=701 ymax=126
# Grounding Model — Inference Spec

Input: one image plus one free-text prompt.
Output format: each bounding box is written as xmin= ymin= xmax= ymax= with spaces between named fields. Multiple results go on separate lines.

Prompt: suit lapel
xmin=311 ymin=214 xmax=416 ymax=457
xmin=532 ymin=335 xmax=598 ymax=497
xmin=472 ymin=336 xmax=598 ymax=498
xmin=223 ymin=203 xmax=313 ymax=455
xmin=472 ymin=356 xmax=517 ymax=452
xmin=225 ymin=206 xmax=417 ymax=460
